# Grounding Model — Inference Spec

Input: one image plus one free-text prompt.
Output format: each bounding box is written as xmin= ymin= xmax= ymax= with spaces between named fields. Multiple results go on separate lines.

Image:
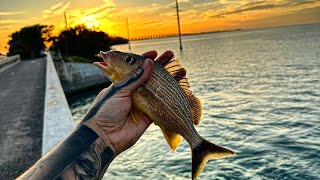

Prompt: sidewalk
xmin=0 ymin=58 xmax=46 ymax=178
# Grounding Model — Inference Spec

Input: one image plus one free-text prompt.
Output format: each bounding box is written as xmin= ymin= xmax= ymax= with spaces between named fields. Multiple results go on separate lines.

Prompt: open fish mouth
xmin=93 ymin=60 xmax=114 ymax=79
xmin=93 ymin=51 xmax=144 ymax=86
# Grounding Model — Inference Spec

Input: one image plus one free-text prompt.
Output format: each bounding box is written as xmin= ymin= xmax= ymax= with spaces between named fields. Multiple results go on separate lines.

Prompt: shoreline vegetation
xmin=6 ymin=24 xmax=128 ymax=62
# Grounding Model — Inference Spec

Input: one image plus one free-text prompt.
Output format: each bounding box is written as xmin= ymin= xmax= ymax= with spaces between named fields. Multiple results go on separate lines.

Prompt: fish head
xmin=94 ymin=51 xmax=145 ymax=86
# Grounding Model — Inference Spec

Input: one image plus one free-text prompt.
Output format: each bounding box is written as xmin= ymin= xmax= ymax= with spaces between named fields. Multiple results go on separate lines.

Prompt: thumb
xmin=123 ymin=58 xmax=154 ymax=91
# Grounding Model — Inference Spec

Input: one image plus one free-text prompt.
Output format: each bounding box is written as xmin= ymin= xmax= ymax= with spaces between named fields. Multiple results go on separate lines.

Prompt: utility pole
xmin=64 ymin=11 xmax=69 ymax=54
xmin=64 ymin=11 xmax=68 ymax=29
xmin=175 ymin=0 xmax=183 ymax=50
xmin=126 ymin=17 xmax=131 ymax=51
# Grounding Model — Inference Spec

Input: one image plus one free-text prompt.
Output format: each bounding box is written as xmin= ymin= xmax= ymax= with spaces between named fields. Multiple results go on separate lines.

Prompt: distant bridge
xmin=130 ymin=34 xmax=180 ymax=40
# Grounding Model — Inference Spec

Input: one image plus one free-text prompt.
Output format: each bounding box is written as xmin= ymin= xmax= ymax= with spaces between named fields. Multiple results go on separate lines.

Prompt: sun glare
xmin=81 ymin=16 xmax=98 ymax=29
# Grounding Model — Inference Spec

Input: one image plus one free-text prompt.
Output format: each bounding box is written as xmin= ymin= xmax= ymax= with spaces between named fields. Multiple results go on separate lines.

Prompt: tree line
xmin=6 ymin=24 xmax=128 ymax=62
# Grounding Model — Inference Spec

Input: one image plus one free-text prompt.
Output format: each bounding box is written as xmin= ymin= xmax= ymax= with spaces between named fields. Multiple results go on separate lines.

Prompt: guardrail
xmin=0 ymin=55 xmax=20 ymax=72
xmin=42 ymin=54 xmax=75 ymax=156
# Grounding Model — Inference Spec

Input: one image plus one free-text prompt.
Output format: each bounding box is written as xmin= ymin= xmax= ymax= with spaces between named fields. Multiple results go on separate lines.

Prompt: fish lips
xmin=100 ymin=51 xmax=110 ymax=66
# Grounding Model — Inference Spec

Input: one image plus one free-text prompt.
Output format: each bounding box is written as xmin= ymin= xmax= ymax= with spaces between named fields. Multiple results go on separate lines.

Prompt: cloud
xmin=210 ymin=0 xmax=319 ymax=18
xmin=50 ymin=2 xmax=64 ymax=11
xmin=42 ymin=2 xmax=71 ymax=17
xmin=83 ymin=3 xmax=115 ymax=17
xmin=65 ymin=0 xmax=116 ymax=27
xmin=0 ymin=11 xmax=25 ymax=16
xmin=193 ymin=1 xmax=220 ymax=8
xmin=0 ymin=19 xmax=25 ymax=24
xmin=55 ymin=2 xmax=71 ymax=14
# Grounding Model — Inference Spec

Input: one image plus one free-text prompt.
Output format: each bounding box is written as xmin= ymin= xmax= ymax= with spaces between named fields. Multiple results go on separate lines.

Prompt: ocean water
xmin=68 ymin=24 xmax=320 ymax=180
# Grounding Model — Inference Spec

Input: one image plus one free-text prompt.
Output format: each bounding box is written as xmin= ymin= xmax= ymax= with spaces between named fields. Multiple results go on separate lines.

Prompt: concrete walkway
xmin=0 ymin=58 xmax=46 ymax=178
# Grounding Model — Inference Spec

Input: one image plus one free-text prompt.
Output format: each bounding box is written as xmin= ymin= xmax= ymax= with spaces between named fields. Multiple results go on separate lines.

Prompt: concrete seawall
xmin=42 ymin=54 xmax=75 ymax=155
xmin=55 ymin=61 xmax=110 ymax=94
xmin=43 ymin=56 xmax=110 ymax=154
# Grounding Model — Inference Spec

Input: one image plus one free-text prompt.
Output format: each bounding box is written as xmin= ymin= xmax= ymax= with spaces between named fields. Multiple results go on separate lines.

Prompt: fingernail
xmin=143 ymin=59 xmax=151 ymax=69
xmin=166 ymin=51 xmax=173 ymax=58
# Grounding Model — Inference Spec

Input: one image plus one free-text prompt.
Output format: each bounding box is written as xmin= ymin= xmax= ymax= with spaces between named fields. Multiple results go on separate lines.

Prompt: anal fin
xmin=160 ymin=128 xmax=183 ymax=151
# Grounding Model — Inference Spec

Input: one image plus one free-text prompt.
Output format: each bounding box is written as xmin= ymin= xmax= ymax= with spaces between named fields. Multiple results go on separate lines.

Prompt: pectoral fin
xmin=130 ymin=105 xmax=144 ymax=124
xmin=160 ymin=128 xmax=183 ymax=151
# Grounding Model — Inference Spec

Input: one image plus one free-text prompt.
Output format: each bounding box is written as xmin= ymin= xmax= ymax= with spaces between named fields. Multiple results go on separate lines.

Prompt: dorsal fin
xmin=188 ymin=93 xmax=202 ymax=125
xmin=164 ymin=57 xmax=202 ymax=125
xmin=164 ymin=58 xmax=182 ymax=74
xmin=178 ymin=77 xmax=190 ymax=91
xmin=164 ymin=58 xmax=190 ymax=91
xmin=164 ymin=58 xmax=181 ymax=74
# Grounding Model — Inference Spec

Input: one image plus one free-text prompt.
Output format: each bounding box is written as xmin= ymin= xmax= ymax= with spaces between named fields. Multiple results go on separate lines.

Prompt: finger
xmin=123 ymin=58 xmax=154 ymax=91
xmin=155 ymin=50 xmax=174 ymax=66
xmin=142 ymin=50 xmax=157 ymax=60
xmin=173 ymin=68 xmax=187 ymax=82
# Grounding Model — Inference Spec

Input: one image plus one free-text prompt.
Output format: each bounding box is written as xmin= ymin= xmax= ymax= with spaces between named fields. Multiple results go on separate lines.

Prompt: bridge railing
xmin=0 ymin=55 xmax=21 ymax=72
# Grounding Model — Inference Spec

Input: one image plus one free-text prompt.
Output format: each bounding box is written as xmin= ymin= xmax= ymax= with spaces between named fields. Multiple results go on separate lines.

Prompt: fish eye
xmin=125 ymin=56 xmax=136 ymax=64
xmin=125 ymin=56 xmax=131 ymax=63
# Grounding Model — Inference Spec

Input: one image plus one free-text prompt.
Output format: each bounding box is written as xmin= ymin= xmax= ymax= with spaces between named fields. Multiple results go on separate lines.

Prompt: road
xmin=0 ymin=58 xmax=46 ymax=178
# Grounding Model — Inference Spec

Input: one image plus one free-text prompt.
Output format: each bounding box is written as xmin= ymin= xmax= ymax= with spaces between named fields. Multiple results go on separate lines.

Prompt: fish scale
xmin=143 ymin=62 xmax=202 ymax=147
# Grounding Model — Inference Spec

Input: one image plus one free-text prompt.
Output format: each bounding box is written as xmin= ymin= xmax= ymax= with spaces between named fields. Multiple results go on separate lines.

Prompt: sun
xmin=81 ymin=16 xmax=99 ymax=29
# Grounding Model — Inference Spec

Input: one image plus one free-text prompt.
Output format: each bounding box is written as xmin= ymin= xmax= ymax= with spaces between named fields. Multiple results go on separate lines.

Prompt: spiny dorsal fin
xmin=164 ymin=58 xmax=190 ymax=91
xmin=164 ymin=58 xmax=182 ymax=74
xmin=178 ymin=78 xmax=190 ymax=91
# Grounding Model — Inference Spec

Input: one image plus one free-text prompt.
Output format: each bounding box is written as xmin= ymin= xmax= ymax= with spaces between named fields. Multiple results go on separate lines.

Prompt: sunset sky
xmin=0 ymin=0 xmax=319 ymax=54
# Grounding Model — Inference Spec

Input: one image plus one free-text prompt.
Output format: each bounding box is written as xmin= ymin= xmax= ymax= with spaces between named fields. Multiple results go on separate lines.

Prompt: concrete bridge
xmin=0 ymin=54 xmax=108 ymax=178
xmin=131 ymin=33 xmax=179 ymax=40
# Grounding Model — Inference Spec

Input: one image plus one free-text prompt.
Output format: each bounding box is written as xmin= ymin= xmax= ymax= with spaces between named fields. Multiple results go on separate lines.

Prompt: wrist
xmin=83 ymin=117 xmax=131 ymax=156
xmin=83 ymin=119 xmax=115 ymax=150
xmin=18 ymin=124 xmax=113 ymax=179
xmin=58 ymin=126 xmax=116 ymax=179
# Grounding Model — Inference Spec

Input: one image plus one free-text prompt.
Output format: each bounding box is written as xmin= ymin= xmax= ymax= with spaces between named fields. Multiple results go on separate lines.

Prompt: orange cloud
xmin=0 ymin=11 xmax=25 ymax=16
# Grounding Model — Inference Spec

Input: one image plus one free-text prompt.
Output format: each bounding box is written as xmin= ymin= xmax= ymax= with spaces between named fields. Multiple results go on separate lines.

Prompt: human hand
xmin=84 ymin=50 xmax=178 ymax=155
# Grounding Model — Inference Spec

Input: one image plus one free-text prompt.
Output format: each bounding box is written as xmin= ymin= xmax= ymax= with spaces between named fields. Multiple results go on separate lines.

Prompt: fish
xmin=94 ymin=51 xmax=236 ymax=179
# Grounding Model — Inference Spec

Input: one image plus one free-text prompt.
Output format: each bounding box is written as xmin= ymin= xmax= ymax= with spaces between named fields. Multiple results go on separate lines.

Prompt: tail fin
xmin=192 ymin=139 xmax=236 ymax=180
